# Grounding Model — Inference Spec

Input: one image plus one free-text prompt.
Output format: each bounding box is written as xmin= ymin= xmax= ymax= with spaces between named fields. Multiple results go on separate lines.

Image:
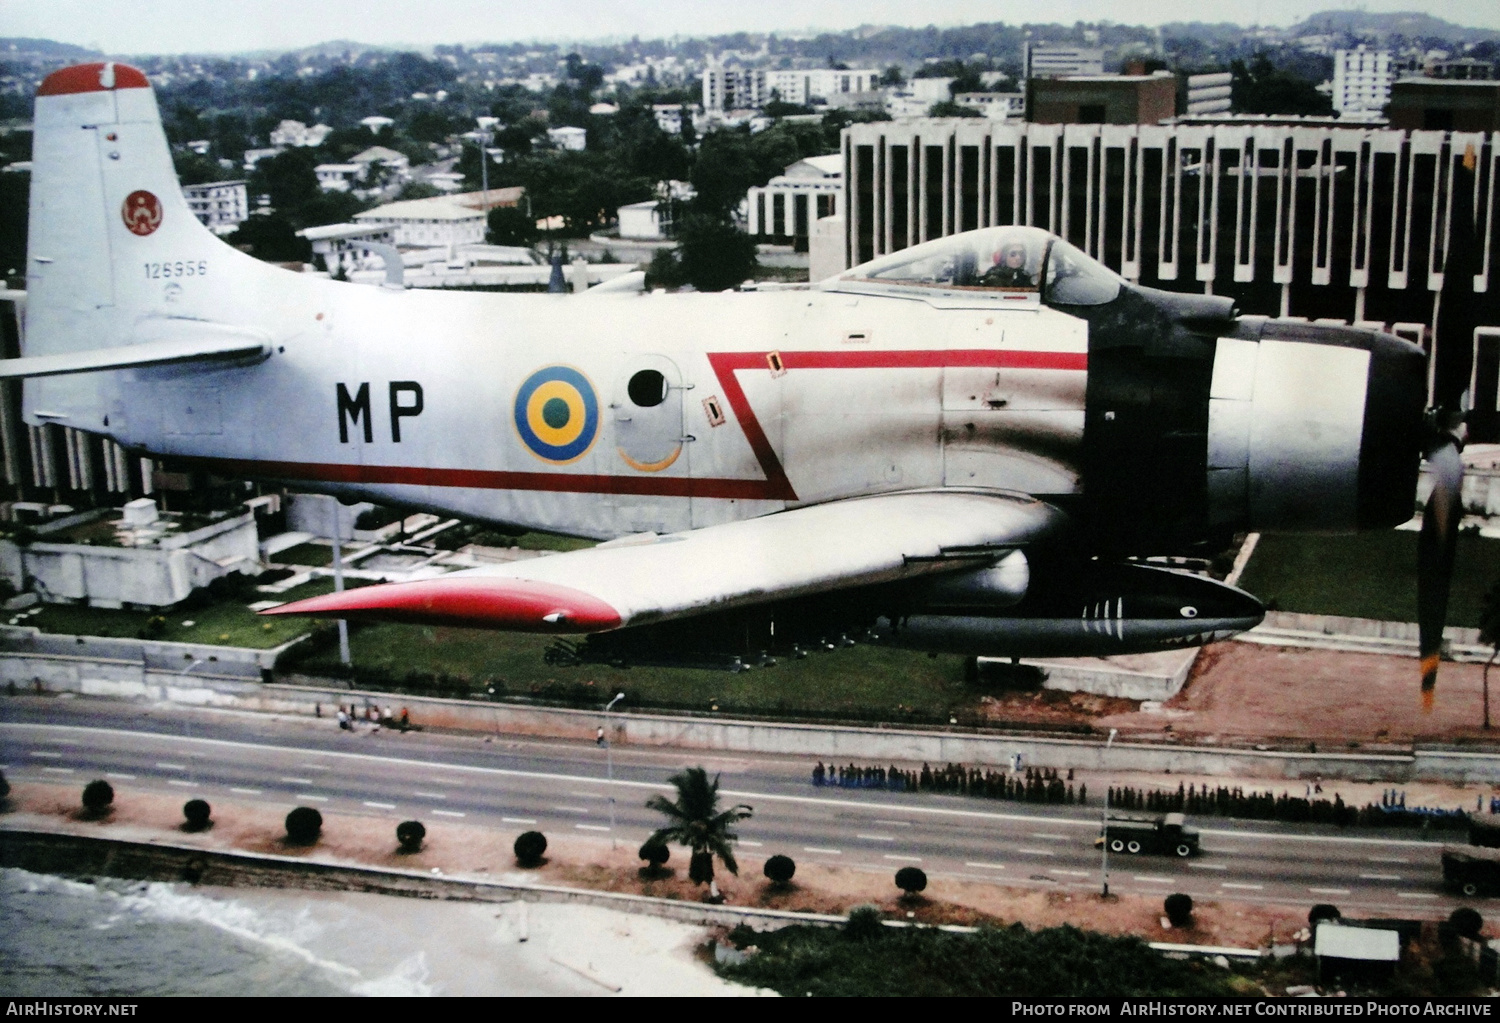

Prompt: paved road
xmin=0 ymin=695 xmax=1472 ymax=917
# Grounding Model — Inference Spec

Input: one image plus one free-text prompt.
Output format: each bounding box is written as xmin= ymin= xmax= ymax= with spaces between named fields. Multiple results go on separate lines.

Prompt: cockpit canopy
xmin=825 ymin=226 xmax=1123 ymax=308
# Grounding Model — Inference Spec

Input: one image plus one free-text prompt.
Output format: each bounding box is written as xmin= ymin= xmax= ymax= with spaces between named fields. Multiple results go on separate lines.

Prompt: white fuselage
xmin=37 ymin=280 xmax=1090 ymax=540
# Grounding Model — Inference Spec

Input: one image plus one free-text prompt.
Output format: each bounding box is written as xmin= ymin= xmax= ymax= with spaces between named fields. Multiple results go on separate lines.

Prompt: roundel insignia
xmin=121 ymin=190 xmax=163 ymax=236
xmin=514 ymin=366 xmax=599 ymax=464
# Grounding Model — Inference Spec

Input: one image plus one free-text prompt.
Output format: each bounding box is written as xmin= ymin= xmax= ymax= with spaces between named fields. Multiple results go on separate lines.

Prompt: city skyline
xmin=2 ymin=0 xmax=1498 ymax=57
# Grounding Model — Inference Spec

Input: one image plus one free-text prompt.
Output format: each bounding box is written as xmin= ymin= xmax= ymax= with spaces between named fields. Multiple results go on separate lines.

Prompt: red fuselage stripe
xmin=196 ymin=349 xmax=1085 ymax=501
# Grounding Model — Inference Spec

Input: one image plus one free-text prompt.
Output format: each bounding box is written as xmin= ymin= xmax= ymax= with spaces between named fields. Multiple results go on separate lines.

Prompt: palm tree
xmin=646 ymin=767 xmax=752 ymax=897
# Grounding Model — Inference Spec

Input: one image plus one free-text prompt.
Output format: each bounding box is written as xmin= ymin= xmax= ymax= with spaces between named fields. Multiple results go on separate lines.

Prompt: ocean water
xmin=0 ymin=868 xmax=753 ymax=997
xmin=0 ymin=868 xmax=365 ymax=996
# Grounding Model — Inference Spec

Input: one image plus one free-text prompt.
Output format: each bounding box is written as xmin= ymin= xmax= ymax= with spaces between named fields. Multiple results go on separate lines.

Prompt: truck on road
xmin=1096 ymin=812 xmax=1200 ymax=857
xmin=1443 ymin=845 xmax=1500 ymax=897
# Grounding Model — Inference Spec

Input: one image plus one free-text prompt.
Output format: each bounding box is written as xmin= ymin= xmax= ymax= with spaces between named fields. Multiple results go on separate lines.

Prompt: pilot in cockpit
xmin=979 ymin=238 xmax=1035 ymax=288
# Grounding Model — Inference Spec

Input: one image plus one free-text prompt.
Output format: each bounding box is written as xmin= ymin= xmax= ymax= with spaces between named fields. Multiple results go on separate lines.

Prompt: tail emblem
xmin=121 ymin=190 xmax=163 ymax=236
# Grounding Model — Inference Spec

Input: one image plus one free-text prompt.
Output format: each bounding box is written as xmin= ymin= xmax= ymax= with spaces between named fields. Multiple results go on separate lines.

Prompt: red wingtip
xmin=38 ymin=62 xmax=151 ymax=97
xmin=261 ymin=577 xmax=622 ymax=633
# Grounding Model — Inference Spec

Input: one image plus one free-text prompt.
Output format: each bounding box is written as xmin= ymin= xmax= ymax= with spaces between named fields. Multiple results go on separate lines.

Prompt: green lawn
xmin=19 ymin=577 xmax=344 ymax=649
xmin=290 ymin=618 xmax=979 ymax=721
xmin=1236 ymin=530 xmax=1500 ymax=627
xmin=271 ymin=543 xmax=333 ymax=567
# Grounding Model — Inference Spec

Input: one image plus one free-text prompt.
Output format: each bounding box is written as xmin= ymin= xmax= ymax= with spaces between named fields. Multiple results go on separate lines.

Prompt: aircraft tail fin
xmin=26 ymin=63 xmax=280 ymax=362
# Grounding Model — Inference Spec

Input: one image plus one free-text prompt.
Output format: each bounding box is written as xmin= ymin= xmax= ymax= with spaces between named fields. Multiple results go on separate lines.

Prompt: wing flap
xmin=264 ymin=490 xmax=1064 ymax=633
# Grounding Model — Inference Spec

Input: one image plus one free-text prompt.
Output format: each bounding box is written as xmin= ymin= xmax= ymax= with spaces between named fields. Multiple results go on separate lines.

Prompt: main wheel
xmin=1463 ymin=882 xmax=1480 ymax=897
xmin=1126 ymin=840 xmax=1142 ymax=854
xmin=1109 ymin=839 xmax=1125 ymax=853
xmin=1175 ymin=844 xmax=1193 ymax=858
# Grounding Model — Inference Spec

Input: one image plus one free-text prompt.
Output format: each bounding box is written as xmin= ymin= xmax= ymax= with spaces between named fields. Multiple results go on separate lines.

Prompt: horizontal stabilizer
xmin=0 ymin=333 xmax=267 ymax=379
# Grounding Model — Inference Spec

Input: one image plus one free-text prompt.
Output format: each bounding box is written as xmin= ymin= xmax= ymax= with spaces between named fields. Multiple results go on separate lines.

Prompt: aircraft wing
xmin=264 ymin=490 xmax=1064 ymax=633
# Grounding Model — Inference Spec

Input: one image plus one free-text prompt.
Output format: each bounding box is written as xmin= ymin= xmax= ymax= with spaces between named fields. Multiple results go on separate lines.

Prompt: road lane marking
xmin=1189 ymin=863 xmax=1228 ymax=870
xmin=1016 ymin=848 xmax=1057 ymax=856
xmin=41 ymin=767 xmax=74 ymax=774
xmin=167 ymin=780 xmax=196 ymax=788
xmin=739 ymin=841 xmax=764 ymax=848
xmin=1134 ymin=876 xmax=1172 ymax=883
xmin=1360 ymin=873 xmax=1402 ymax=881
xmin=106 ymin=773 xmax=136 ymax=780
xmin=552 ymin=805 xmax=590 ymax=814
xmin=1050 ymin=869 xmax=1089 ymax=877
xmin=502 ymin=817 xmax=537 ymax=825
xmin=363 ymin=801 xmax=396 ymax=809
xmin=9 ymin=723 xmax=1444 ymax=850
xmin=279 ymin=777 xmax=314 ymax=785
xmin=803 ymin=847 xmax=842 ymax=855
xmin=965 ymin=862 xmax=1007 ymax=870
xmin=884 ymin=855 xmax=922 ymax=862
xmin=1397 ymin=893 xmax=1438 ymax=899
xmin=1309 ymin=888 xmax=1351 ymax=895
xmin=28 ymin=751 xmax=62 ymax=759
xmin=230 ymin=787 xmax=262 ymax=795
xmin=156 ymin=763 xmax=186 ymax=771
xmin=413 ymin=791 xmax=447 ymax=799
xmin=856 ymin=834 xmax=895 ymax=842
xmin=432 ymin=810 xmax=466 ymax=818
xmin=873 ymin=820 xmax=913 ymax=827
xmin=1221 ymin=883 xmax=1264 ymax=890
xmin=568 ymin=791 xmax=604 ymax=799
xmin=575 ymin=824 xmax=611 ymax=832
xmin=297 ymin=795 xmax=329 ymax=802
xmin=1030 ymin=833 xmax=1068 ymax=840
xmin=1367 ymin=856 xmax=1408 ymax=863
xmin=299 ymin=764 xmax=330 ymax=771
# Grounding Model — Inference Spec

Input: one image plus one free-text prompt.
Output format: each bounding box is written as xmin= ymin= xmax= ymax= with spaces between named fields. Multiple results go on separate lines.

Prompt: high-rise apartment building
xmin=1333 ymin=47 xmax=1394 ymax=115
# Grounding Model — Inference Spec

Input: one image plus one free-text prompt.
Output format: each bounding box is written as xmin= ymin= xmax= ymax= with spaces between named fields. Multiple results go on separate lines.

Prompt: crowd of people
xmin=327 ymin=703 xmax=411 ymax=733
xmin=810 ymin=760 xmax=1474 ymax=831
xmin=811 ymin=761 xmax=1084 ymax=806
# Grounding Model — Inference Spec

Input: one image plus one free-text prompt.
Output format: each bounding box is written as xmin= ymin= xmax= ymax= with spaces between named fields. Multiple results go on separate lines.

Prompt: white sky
xmin=2 ymin=1 xmax=1496 ymax=56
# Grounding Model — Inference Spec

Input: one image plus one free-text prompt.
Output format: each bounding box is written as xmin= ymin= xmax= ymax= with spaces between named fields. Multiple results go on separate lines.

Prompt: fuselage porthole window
xmin=628 ymin=369 xmax=668 ymax=408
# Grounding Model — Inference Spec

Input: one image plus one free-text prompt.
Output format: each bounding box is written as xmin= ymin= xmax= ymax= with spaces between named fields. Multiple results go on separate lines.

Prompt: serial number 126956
xmin=144 ymin=260 xmax=208 ymax=279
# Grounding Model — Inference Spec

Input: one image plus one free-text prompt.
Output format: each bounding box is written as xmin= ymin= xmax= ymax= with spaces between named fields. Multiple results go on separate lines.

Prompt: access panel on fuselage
xmin=939 ymin=307 xmax=1088 ymax=495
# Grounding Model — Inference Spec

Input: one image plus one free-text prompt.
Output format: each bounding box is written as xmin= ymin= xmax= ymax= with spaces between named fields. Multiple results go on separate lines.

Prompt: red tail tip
xmin=39 ymin=63 xmax=151 ymax=97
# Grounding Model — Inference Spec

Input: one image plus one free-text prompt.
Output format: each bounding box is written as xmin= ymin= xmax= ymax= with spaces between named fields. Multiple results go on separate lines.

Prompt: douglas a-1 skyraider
xmin=9 ymin=63 xmax=1461 ymax=704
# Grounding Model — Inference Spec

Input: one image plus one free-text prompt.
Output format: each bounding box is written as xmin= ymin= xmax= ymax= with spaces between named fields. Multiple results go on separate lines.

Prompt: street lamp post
xmin=326 ymin=496 xmax=350 ymax=667
xmin=1101 ymin=727 xmax=1118 ymax=898
xmin=469 ymin=117 xmax=498 ymax=216
xmin=602 ymin=692 xmax=625 ymax=846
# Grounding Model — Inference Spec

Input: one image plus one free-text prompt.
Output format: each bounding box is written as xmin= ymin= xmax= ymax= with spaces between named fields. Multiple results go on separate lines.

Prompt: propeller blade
xmin=1417 ymin=434 xmax=1464 ymax=711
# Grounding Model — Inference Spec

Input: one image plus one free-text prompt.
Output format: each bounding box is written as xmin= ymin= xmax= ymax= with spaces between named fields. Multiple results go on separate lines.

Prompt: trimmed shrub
xmin=396 ymin=820 xmax=426 ymax=852
xmin=638 ymin=839 xmax=670 ymax=869
xmin=1164 ymin=893 xmax=1194 ymax=927
xmin=1309 ymin=904 xmax=1341 ymax=928
xmin=764 ymin=854 xmax=796 ymax=885
xmin=284 ymin=806 xmax=323 ymax=844
xmin=1450 ymin=907 xmax=1484 ymax=941
xmin=182 ymin=799 xmax=212 ymax=830
xmin=514 ymin=830 xmax=547 ymax=867
xmin=845 ymin=904 xmax=885 ymax=940
xmin=895 ymin=866 xmax=928 ymax=896
xmin=81 ymin=779 xmax=114 ymax=814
